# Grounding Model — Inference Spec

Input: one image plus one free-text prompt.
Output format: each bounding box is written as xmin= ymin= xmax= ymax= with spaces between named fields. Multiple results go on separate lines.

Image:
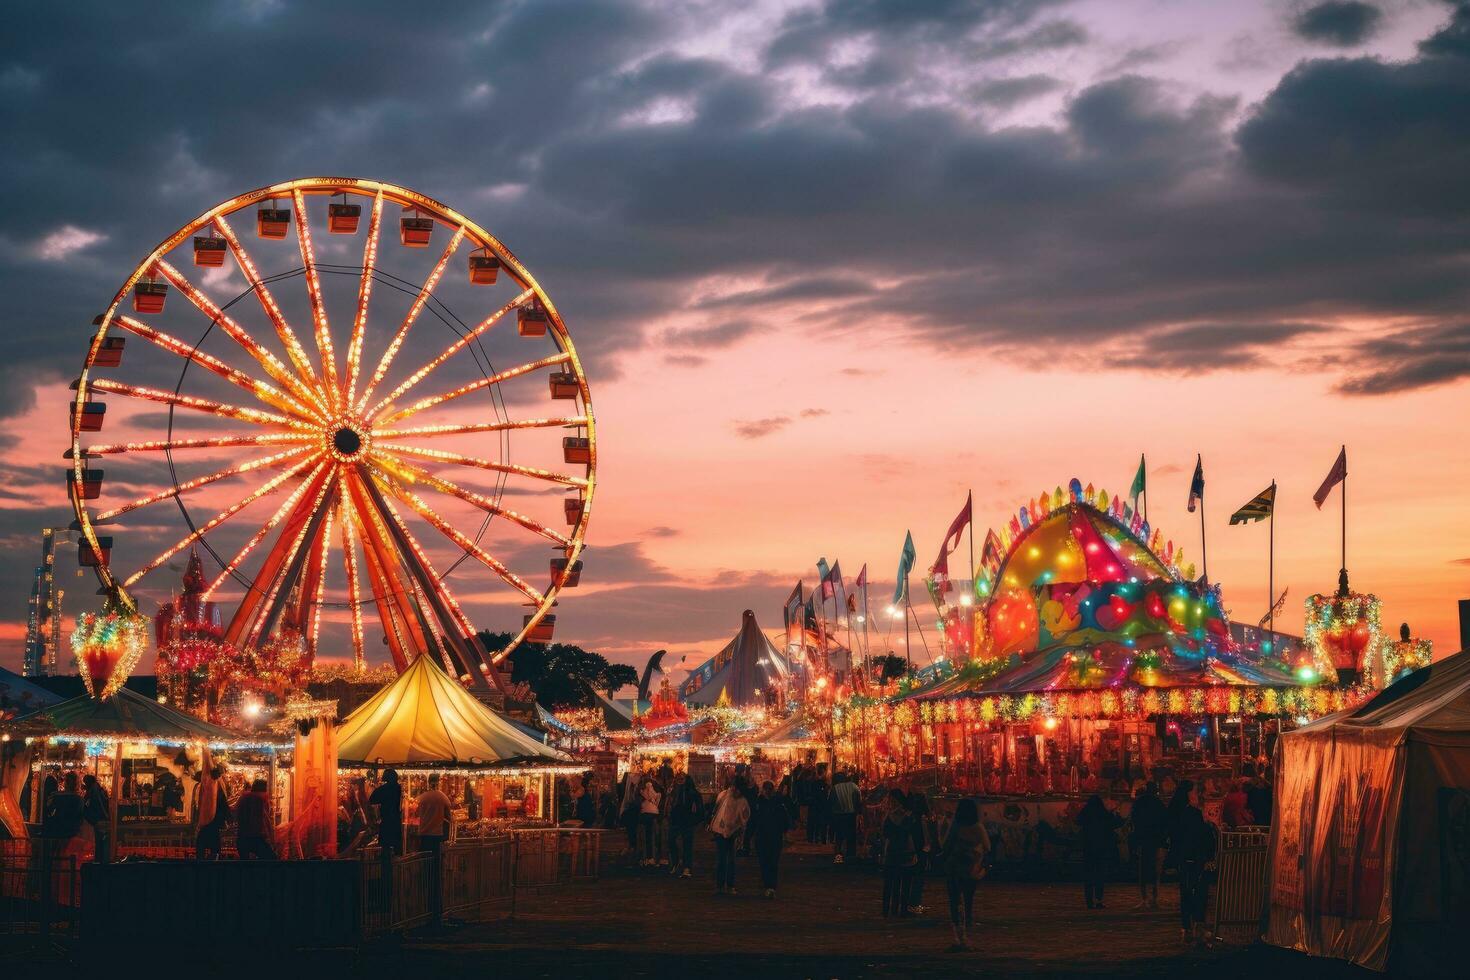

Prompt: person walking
xmin=709 ymin=774 xmax=751 ymax=895
xmin=416 ymin=773 xmax=453 ymax=927
xmin=906 ymin=790 xmax=937 ymax=914
xmin=880 ymin=790 xmax=920 ymax=918
xmin=939 ymin=798 xmax=991 ymax=950
xmin=1129 ymin=781 xmax=1167 ymax=909
xmin=369 ymin=769 xmax=404 ymax=910
xmin=81 ymin=774 xmax=111 ymax=864
xmin=753 ymin=780 xmax=791 ymax=898
xmin=638 ymin=773 xmax=662 ymax=867
xmin=809 ymin=763 xmax=832 ymax=845
xmin=1077 ymin=794 xmax=1122 ymax=909
xmin=830 ymin=769 xmax=862 ymax=865
xmin=618 ymin=767 xmax=644 ymax=863
xmin=234 ymin=778 xmax=277 ymax=860
xmin=195 ymin=765 xmax=231 ymax=859
xmin=1169 ymin=783 xmax=1217 ymax=946
xmin=668 ymin=772 xmax=703 ymax=878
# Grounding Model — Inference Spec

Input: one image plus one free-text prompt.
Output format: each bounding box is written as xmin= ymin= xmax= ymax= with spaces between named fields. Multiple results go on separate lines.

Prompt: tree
xmin=476 ymin=631 xmax=638 ymax=708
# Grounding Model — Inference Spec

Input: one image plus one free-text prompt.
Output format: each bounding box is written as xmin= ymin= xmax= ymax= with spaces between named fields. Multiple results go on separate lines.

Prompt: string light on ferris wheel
xmin=68 ymin=178 xmax=597 ymax=687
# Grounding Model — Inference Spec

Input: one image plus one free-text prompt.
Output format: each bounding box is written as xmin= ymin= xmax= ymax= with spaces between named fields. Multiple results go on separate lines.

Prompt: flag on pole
xmin=816 ymin=557 xmax=831 ymax=583
xmin=980 ymin=529 xmax=1001 ymax=567
xmin=1230 ymin=483 xmax=1276 ymax=525
xmin=1258 ymin=587 xmax=1289 ymax=629
xmin=821 ymin=560 xmax=843 ymax=601
xmin=1187 ymin=455 xmax=1204 ymax=513
xmin=1313 ymin=447 xmax=1347 ymax=509
xmin=783 ymin=581 xmax=803 ymax=627
xmin=929 ymin=493 xmax=971 ymax=595
xmin=855 ymin=563 xmax=867 ymax=589
xmin=893 ymin=531 xmax=915 ymax=603
xmin=846 ymin=592 xmax=858 ymax=614
xmin=1129 ymin=455 xmax=1146 ymax=505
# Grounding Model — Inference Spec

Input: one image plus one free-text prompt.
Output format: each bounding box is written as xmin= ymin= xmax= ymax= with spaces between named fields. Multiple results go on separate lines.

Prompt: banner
xmin=292 ymin=719 xmax=338 ymax=859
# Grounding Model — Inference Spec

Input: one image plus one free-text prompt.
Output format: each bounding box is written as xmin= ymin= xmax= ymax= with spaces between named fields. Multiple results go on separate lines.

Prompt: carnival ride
xmin=67 ymin=178 xmax=595 ymax=694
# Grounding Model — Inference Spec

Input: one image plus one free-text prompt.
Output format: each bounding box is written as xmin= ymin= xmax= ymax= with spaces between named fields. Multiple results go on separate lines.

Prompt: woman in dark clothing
xmin=668 ymin=773 xmax=703 ymax=877
xmin=905 ymin=790 xmax=937 ymax=914
xmin=880 ymin=790 xmax=921 ymax=918
xmin=1167 ymin=783 xmax=1216 ymax=945
xmin=81 ymin=774 xmax=111 ymax=863
xmin=42 ymin=771 xmax=85 ymax=842
xmin=752 ymin=781 xmax=791 ymax=898
xmin=1129 ymin=781 xmax=1168 ymax=909
xmin=1077 ymin=794 xmax=1122 ymax=909
xmin=940 ymin=798 xmax=991 ymax=950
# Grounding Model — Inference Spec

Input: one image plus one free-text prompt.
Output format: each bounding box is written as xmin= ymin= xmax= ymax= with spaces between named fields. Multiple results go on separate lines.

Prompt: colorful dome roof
xmin=957 ymin=482 xmax=1294 ymax=693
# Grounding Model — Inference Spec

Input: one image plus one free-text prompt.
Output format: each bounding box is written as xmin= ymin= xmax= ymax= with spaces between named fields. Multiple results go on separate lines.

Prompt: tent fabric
xmin=336 ymin=655 xmax=569 ymax=768
xmin=679 ymin=610 xmax=791 ymax=707
xmin=11 ymin=686 xmax=252 ymax=744
xmin=0 ymin=667 xmax=63 ymax=720
xmin=1266 ymin=649 xmax=1470 ymax=972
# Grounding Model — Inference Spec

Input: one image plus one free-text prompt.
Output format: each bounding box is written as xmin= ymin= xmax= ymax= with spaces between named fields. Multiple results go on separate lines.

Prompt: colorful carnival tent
xmin=0 ymin=667 xmax=62 ymax=721
xmin=337 ymin=654 xmax=570 ymax=768
xmin=931 ymin=489 xmax=1302 ymax=696
xmin=15 ymin=686 xmax=261 ymax=745
xmin=679 ymin=610 xmax=792 ymax=707
xmin=1265 ymin=649 xmax=1470 ymax=972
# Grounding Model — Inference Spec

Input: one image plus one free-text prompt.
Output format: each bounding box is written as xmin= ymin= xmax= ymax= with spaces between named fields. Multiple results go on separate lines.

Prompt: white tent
xmin=1266 ymin=649 xmax=1469 ymax=972
xmin=337 ymin=655 xmax=570 ymax=768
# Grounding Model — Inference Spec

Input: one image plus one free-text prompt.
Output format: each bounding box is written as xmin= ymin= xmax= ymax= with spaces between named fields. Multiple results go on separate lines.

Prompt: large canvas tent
xmin=1265 ymin=649 xmax=1470 ymax=972
xmin=679 ymin=610 xmax=791 ymax=708
xmin=337 ymin=654 xmax=570 ymax=768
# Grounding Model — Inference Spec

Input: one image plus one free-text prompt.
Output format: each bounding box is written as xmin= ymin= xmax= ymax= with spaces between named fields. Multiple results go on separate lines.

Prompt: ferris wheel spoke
xmin=202 ymin=461 xmax=331 ymax=600
xmin=79 ymin=433 xmax=317 ymax=456
xmin=374 ymin=415 xmax=587 ymax=441
xmin=154 ymin=260 xmax=329 ymax=419
xmin=351 ymin=512 xmax=412 ymax=673
xmin=375 ymin=442 xmax=589 ymax=489
xmin=291 ymin=190 xmax=339 ymax=402
xmin=122 ymin=456 xmax=320 ymax=589
xmin=346 ymin=470 xmax=436 ymax=660
xmin=365 ymin=288 xmax=533 ymax=418
xmin=338 ymin=496 xmax=367 ymax=672
xmin=373 ymin=490 xmax=478 ymax=640
xmin=95 ymin=446 xmax=314 ymax=523
xmin=87 ymin=378 xmax=314 ymax=431
xmin=355 ymin=225 xmax=467 ymax=415
xmin=343 ymin=190 xmax=384 ymax=409
xmin=367 ymin=463 xmax=545 ymax=605
xmin=375 ymin=351 xmax=573 ymax=426
xmin=377 ymin=453 xmax=571 ymax=547
xmin=242 ymin=472 xmax=339 ymax=649
xmin=210 ymin=214 xmax=329 ymax=406
xmin=303 ymin=504 xmax=335 ymax=657
xmin=112 ymin=314 xmax=315 ymax=418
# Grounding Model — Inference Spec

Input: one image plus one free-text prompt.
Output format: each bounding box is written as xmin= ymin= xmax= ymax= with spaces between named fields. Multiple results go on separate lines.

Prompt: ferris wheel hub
xmin=323 ymin=412 xmax=371 ymax=463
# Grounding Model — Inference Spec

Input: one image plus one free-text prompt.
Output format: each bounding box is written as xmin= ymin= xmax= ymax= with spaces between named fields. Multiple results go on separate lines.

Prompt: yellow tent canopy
xmin=336 ymin=654 xmax=571 ymax=769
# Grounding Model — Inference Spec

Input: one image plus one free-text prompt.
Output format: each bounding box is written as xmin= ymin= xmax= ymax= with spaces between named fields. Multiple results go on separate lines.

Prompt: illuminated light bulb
xmin=1028 ymin=546 xmax=1041 ymax=558
xmin=959 ymin=594 xmax=973 ymax=607
xmin=1044 ymin=717 xmax=1058 ymax=731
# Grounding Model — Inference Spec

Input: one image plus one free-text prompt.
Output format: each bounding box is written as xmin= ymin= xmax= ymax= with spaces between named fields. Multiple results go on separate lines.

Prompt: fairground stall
xmin=335 ymin=654 xmax=580 ymax=845
xmin=3 ymin=686 xmax=286 ymax=858
xmin=837 ymin=483 xmax=1368 ymax=804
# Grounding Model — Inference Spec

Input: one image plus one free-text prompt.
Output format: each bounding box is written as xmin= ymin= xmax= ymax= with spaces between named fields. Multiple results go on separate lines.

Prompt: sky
xmin=1 ymin=0 xmax=1468 ymax=684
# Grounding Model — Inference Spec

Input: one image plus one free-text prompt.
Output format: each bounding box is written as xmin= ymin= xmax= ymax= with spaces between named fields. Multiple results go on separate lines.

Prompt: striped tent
xmin=336 ymin=654 xmax=570 ymax=768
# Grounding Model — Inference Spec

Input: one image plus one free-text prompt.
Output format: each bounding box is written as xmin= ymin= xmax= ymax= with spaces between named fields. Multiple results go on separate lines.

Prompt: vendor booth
xmin=1266 ymin=649 xmax=1469 ymax=972
xmin=335 ymin=654 xmax=578 ymax=843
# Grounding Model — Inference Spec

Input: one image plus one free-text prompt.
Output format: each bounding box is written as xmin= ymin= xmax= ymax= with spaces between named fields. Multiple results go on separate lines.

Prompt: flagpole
xmin=1142 ymin=453 xmax=1148 ymax=525
xmin=907 ymin=592 xmax=933 ymax=666
xmin=1340 ymin=444 xmax=1347 ymax=588
xmin=1199 ymin=461 xmax=1209 ymax=585
xmin=1268 ymin=479 xmax=1276 ymax=654
xmin=903 ymin=573 xmax=912 ymax=672
xmin=967 ymin=489 xmax=975 ymax=599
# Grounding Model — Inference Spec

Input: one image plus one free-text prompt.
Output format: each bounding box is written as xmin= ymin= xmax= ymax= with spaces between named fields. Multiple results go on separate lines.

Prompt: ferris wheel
xmin=67 ymin=177 xmax=595 ymax=690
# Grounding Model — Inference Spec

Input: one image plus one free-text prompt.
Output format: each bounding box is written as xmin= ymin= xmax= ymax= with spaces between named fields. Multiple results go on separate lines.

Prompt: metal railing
xmin=1209 ymin=825 xmax=1271 ymax=944
xmin=1 ymin=839 xmax=80 ymax=942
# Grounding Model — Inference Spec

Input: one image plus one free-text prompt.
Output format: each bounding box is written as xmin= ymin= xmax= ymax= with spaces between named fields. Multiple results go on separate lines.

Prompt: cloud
xmin=34 ymin=225 xmax=106 ymax=261
xmin=799 ymin=407 xmax=829 ymax=418
xmin=1292 ymin=2 xmax=1384 ymax=48
xmin=1102 ymin=321 xmax=1330 ymax=373
xmin=969 ymin=73 xmax=1064 ymax=109
xmin=732 ymin=416 xmax=793 ymax=439
xmin=657 ymin=319 xmax=762 ymax=349
xmin=644 ymin=525 xmax=679 ymax=538
xmin=1335 ymin=322 xmax=1470 ymax=395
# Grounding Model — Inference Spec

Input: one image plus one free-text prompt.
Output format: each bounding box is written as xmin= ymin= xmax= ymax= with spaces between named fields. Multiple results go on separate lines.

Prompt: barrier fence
xmin=1209 ymin=825 xmax=1271 ymax=944
xmin=3 ymin=827 xmax=608 ymax=945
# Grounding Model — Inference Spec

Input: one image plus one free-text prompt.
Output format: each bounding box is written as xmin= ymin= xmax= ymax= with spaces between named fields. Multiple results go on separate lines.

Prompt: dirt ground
xmin=3 ymin=839 xmax=1382 ymax=978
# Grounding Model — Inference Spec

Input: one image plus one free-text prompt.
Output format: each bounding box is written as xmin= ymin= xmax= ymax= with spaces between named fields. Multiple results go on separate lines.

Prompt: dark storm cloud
xmin=1292 ymin=2 xmax=1385 ymax=47
xmin=657 ymin=320 xmax=763 ymax=350
xmin=1335 ymin=322 xmax=1470 ymax=394
xmin=1102 ymin=322 xmax=1330 ymax=372
xmin=969 ymin=73 xmax=1064 ymax=108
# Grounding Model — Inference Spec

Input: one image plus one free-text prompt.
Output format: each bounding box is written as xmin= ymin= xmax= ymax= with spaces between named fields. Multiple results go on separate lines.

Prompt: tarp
xmin=0 ymin=667 xmax=61 ymax=720
xmin=679 ymin=610 xmax=792 ymax=707
xmin=1266 ymin=649 xmax=1470 ymax=972
xmin=9 ymin=686 xmax=256 ymax=744
xmin=336 ymin=654 xmax=570 ymax=768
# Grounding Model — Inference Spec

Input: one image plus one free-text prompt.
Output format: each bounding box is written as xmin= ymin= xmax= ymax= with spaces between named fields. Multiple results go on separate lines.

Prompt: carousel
xmin=836 ymin=480 xmax=1369 ymax=799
